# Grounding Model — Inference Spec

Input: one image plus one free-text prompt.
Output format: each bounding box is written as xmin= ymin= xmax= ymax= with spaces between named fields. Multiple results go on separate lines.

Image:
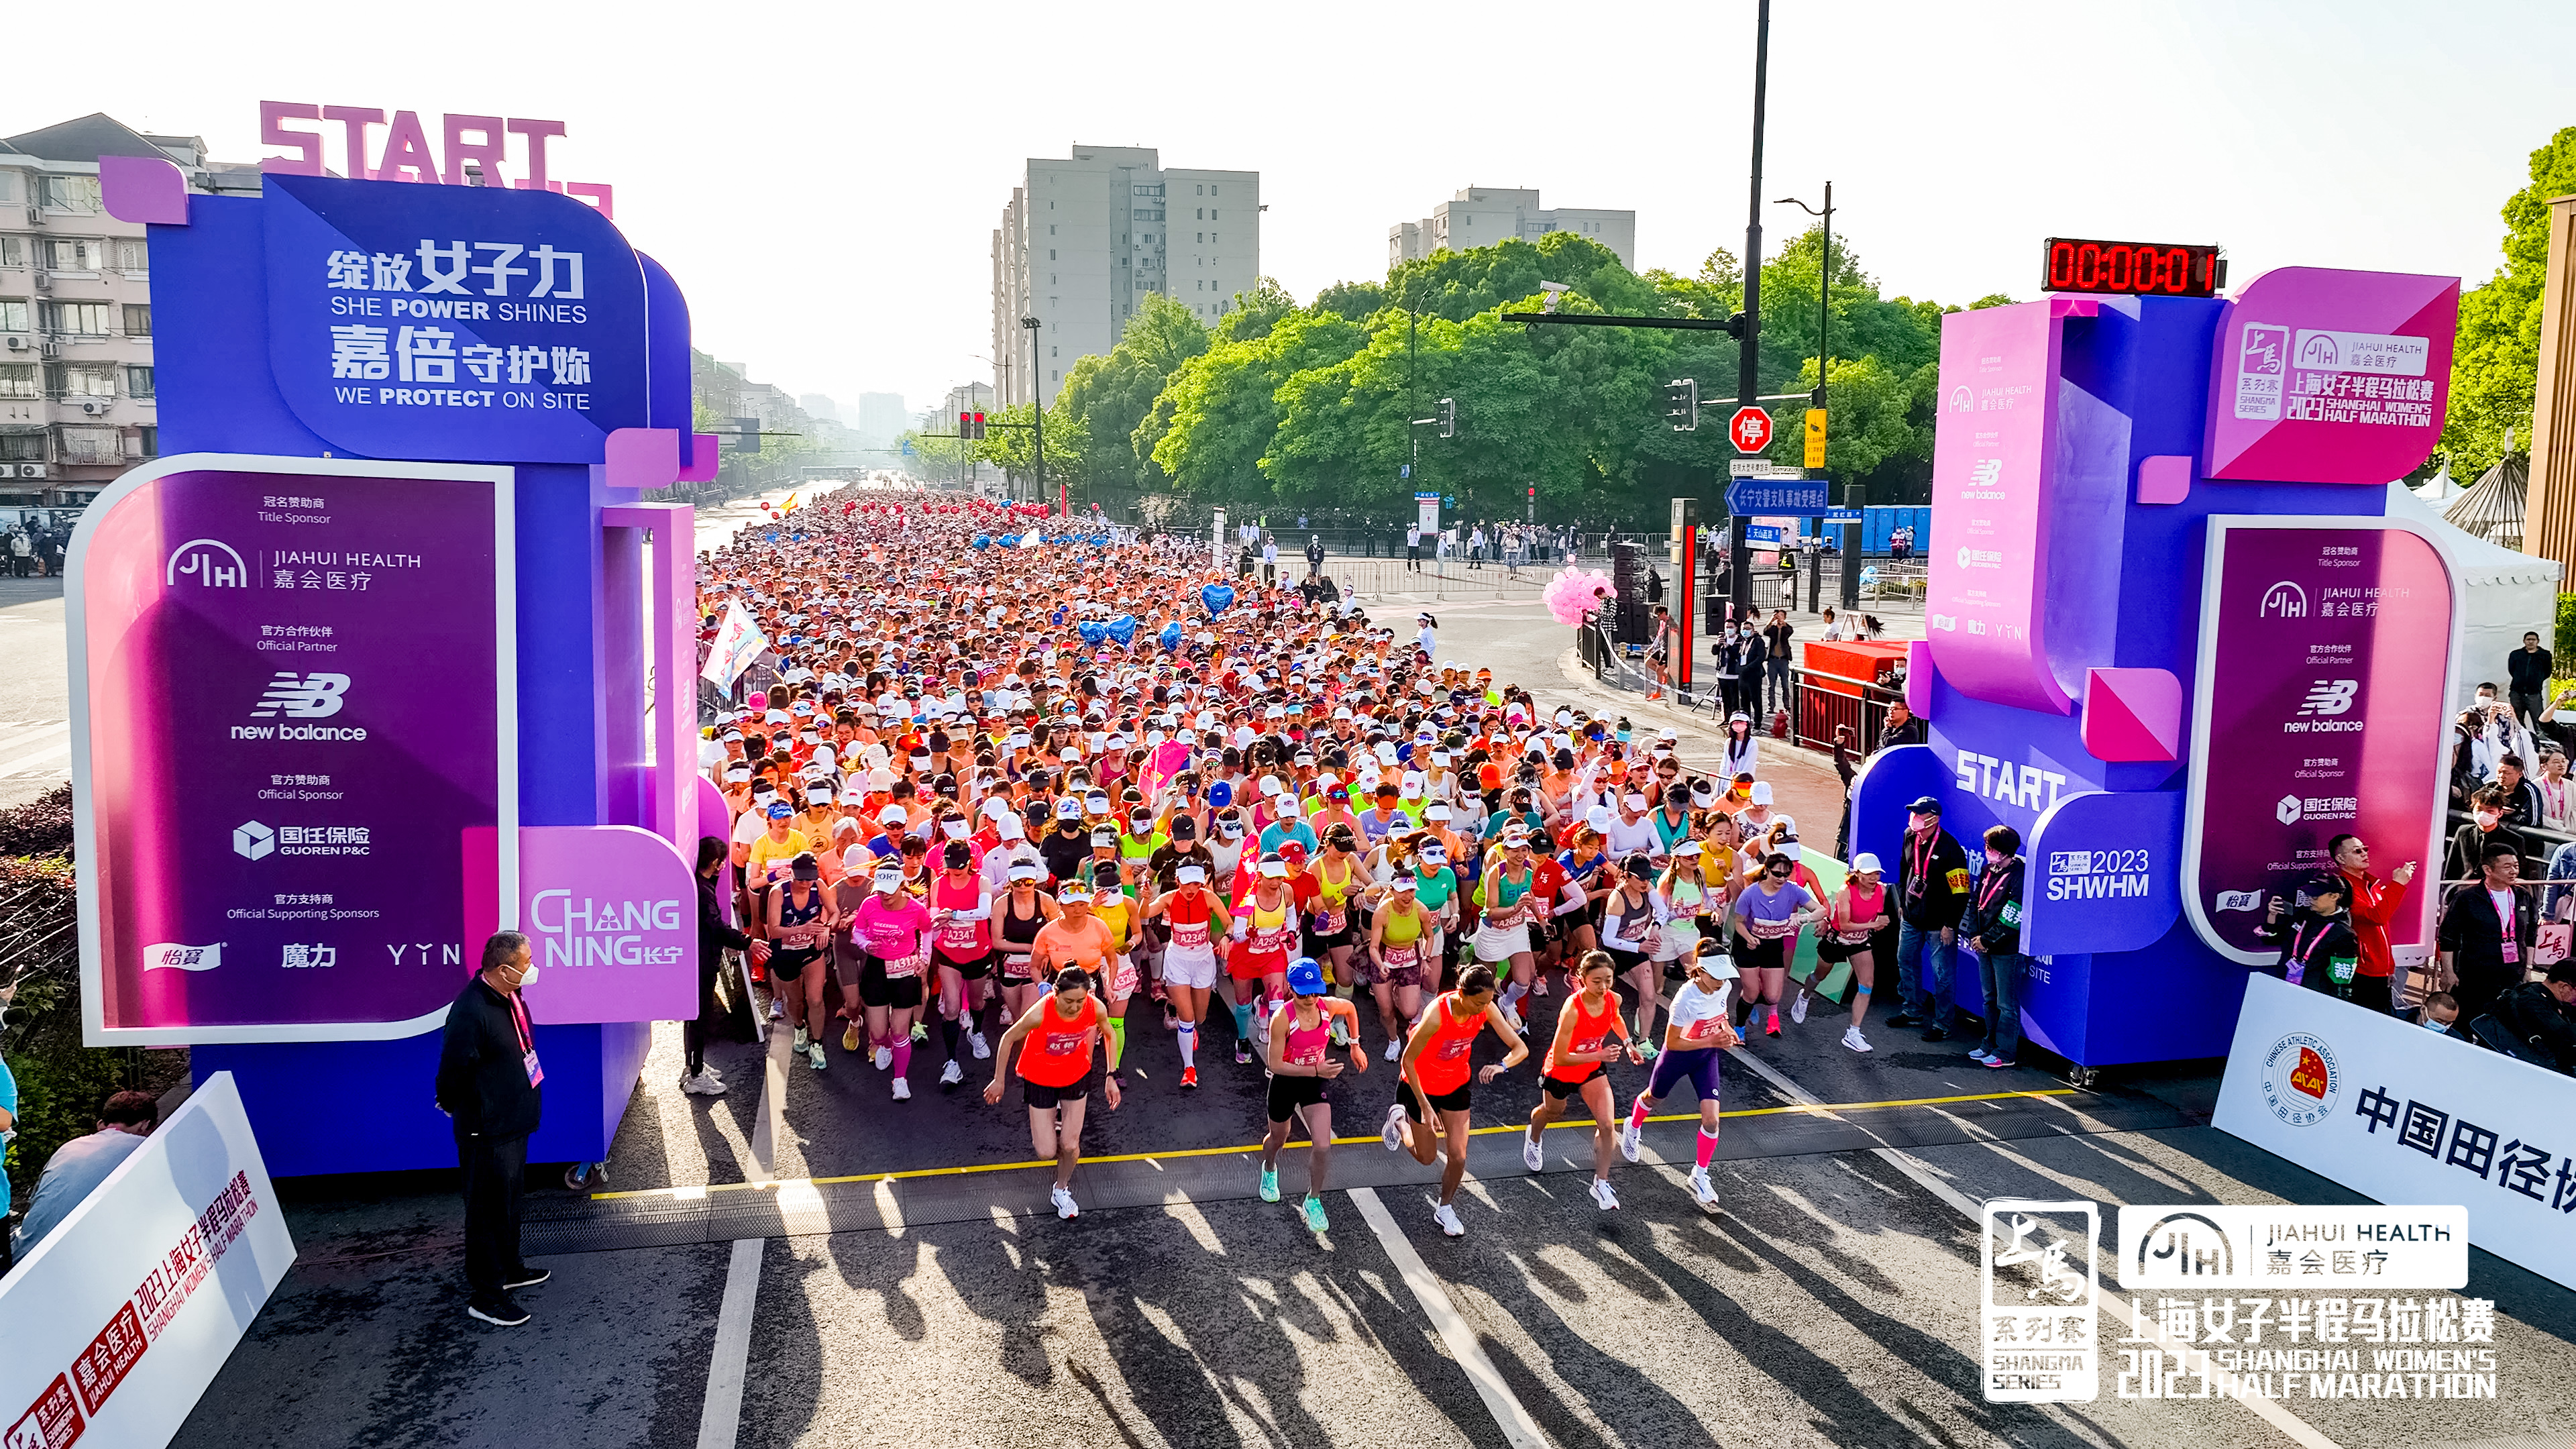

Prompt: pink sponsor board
xmin=515 ymin=824 xmax=698 ymax=1024
xmin=2181 ymin=519 xmax=2455 ymax=962
xmin=1927 ymin=299 xmax=2088 ymax=714
xmin=2204 ymin=267 xmax=2459 ymax=484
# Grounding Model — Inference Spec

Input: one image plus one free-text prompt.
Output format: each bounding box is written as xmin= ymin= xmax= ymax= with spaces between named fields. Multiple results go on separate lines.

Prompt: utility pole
xmin=1022 ymin=315 xmax=1046 ymax=506
xmin=1730 ymin=0 xmax=1771 ymax=625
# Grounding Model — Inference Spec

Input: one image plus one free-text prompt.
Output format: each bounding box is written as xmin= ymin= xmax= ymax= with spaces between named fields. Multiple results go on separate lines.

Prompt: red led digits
xmin=2041 ymin=239 xmax=2226 ymax=298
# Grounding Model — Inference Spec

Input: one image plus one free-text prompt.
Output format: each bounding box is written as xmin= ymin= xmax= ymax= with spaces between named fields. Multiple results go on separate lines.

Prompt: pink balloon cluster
xmin=1542 ymin=567 xmax=1616 ymax=627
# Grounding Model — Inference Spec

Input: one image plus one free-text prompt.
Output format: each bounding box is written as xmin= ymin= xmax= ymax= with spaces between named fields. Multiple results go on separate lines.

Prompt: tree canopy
xmin=2440 ymin=125 xmax=2576 ymax=481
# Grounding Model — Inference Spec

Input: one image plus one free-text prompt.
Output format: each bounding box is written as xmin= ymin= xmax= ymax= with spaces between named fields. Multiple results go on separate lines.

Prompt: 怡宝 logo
xmin=252 ymin=672 xmax=351 ymax=719
xmin=142 ymin=943 xmax=224 ymax=972
xmin=2259 ymin=581 xmax=2308 ymax=618
xmin=2298 ymin=679 xmax=2357 ymax=716
xmin=232 ymin=820 xmax=274 ymax=860
xmin=166 ymin=537 xmax=248 ymax=588
xmin=2260 ymin=1030 xmax=2341 ymax=1127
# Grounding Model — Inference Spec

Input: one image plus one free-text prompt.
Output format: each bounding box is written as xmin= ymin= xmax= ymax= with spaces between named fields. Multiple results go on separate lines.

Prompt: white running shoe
xmin=1501 ymin=1006 xmax=1527 ymax=1036
xmin=1433 ymin=1202 xmax=1466 ymax=1237
xmin=1521 ymin=1130 xmax=1545 ymax=1172
xmin=792 ymin=1026 xmax=809 ymax=1053
xmin=969 ymin=1030 xmax=991 ymax=1060
xmin=1688 ymin=1167 xmax=1719 ymax=1209
xmin=873 ymin=1045 xmax=893 ymax=1071
xmin=1789 ymin=990 xmax=1809 ymax=1026
xmin=891 ymin=1077 xmax=911 ymax=1102
xmin=767 ymin=998 xmax=785 ymax=1020
xmin=1383 ymin=1103 xmax=1407 ymax=1152
xmin=1619 ymin=1118 xmax=1643 ymax=1163
xmin=939 ymin=1059 xmax=965 ymax=1087
xmin=807 ymin=1043 xmax=826 ymax=1071
xmin=1052 ymin=1185 xmax=1079 ymax=1220
xmin=1843 ymin=1025 xmax=1874 ymax=1053
xmin=1384 ymin=1038 xmax=1402 ymax=1063
xmin=1589 ymin=1177 xmax=1619 ymax=1211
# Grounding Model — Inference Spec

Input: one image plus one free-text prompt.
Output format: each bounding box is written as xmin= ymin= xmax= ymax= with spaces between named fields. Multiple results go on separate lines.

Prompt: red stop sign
xmin=1729 ymin=406 xmax=1774 ymax=453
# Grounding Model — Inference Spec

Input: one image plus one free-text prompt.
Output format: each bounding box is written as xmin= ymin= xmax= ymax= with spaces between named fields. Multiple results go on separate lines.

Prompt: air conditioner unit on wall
xmin=19 ymin=463 xmax=44 ymax=480
xmin=3 ymin=336 xmax=23 ymax=350
xmin=79 ymin=400 xmax=107 ymax=416
xmin=0 ymin=464 xmax=17 ymax=480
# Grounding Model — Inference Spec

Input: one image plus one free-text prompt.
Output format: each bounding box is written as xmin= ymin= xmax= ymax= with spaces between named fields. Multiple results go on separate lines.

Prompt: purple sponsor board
xmin=2182 ymin=519 xmax=2453 ymax=962
xmin=72 ymin=457 xmax=514 ymax=1043
xmin=1927 ymin=299 xmax=2078 ymax=714
xmin=2204 ymin=267 xmax=2459 ymax=484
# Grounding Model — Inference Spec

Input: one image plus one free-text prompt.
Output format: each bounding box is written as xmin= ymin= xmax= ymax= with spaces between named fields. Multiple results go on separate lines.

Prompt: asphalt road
xmin=154 ymin=587 xmax=2576 ymax=1449
xmin=0 ymin=576 xmax=68 ymax=810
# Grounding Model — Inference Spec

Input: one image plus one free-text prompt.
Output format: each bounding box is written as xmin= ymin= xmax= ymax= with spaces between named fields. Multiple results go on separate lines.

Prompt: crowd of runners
xmin=692 ymin=488 xmax=1903 ymax=1236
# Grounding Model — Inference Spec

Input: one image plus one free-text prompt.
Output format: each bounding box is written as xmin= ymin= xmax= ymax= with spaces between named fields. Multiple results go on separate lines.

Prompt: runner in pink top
xmin=850 ymin=862 xmax=937 ymax=1100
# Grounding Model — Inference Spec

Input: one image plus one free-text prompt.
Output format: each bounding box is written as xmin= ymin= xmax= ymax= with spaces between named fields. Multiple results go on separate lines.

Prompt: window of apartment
xmin=111 ymin=239 xmax=147 ymax=272
xmin=38 ymin=174 xmax=102 ymax=211
xmin=1195 ymin=184 xmax=1204 ymax=196
xmin=125 ymin=365 xmax=154 ymax=399
xmin=1211 ymin=185 xmax=1218 ymax=197
xmin=56 ymin=425 xmax=119 ymax=464
xmin=0 ymin=173 xmax=18 ymax=205
xmin=0 ymin=237 xmax=23 ymax=268
xmin=135 ymin=425 xmax=157 ymax=458
xmin=46 ymin=363 xmax=116 ymax=398
xmin=0 ymin=300 xmax=27 ymax=333
xmin=0 ymin=434 xmax=42 ymax=461
xmin=1049 ymin=250 xmax=1055 ymax=260
xmin=1210 ymin=211 xmax=1218 ymax=221
xmin=42 ymin=237 xmax=109 ymax=272
xmin=123 ymin=305 xmax=152 ymax=337
xmin=41 ymin=301 xmax=113 ymax=335
xmin=0 ymin=365 xmax=34 ymax=400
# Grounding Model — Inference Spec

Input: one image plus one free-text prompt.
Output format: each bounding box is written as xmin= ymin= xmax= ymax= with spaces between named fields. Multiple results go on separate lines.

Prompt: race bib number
xmin=1436 ymin=1036 xmax=1476 ymax=1061
xmin=1039 ymin=1028 xmax=1092 ymax=1057
xmin=1171 ymin=918 xmax=1210 ymax=951
xmin=1747 ymin=916 xmax=1792 ymax=941
xmin=941 ymin=917 xmax=981 ymax=949
xmin=885 ymin=950 xmax=926 ymax=980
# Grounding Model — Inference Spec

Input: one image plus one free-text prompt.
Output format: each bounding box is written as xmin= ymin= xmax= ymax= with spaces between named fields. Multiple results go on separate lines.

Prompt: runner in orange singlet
xmin=984 ymin=966 xmax=1120 ymax=1220
xmin=1381 ymin=963 xmax=1527 ymax=1237
xmin=1522 ymin=951 xmax=1639 ymax=1209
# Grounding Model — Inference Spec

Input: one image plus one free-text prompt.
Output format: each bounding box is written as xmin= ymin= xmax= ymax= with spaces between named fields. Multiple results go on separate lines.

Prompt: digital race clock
xmin=2041 ymin=238 xmax=2226 ymax=298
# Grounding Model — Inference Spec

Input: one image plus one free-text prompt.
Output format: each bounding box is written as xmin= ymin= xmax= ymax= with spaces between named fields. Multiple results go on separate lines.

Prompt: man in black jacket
xmin=2508 ymin=631 xmax=2553 ymax=731
xmin=1962 ymin=824 xmax=2029 ymax=1068
xmin=1884 ymin=795 xmax=1970 ymax=1040
xmin=437 ymin=931 xmax=548 ymax=1326
xmin=2485 ymin=963 xmax=2576 ymax=1074
xmin=2436 ymin=841 xmax=2536 ymax=1026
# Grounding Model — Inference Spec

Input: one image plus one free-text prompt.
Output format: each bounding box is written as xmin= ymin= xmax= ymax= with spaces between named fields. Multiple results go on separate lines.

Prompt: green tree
xmin=1053 ymin=294 xmax=1210 ymax=494
xmin=2441 ymin=125 xmax=2576 ymax=480
xmin=972 ymin=400 xmax=1085 ymax=491
xmin=1214 ymin=276 xmax=1299 ymax=344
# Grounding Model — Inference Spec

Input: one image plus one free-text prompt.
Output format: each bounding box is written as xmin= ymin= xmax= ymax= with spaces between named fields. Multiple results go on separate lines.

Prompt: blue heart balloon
xmin=1201 ymin=584 xmax=1236 ymax=616
xmin=1077 ymin=621 xmax=1108 ymax=647
xmin=1105 ymin=614 xmax=1137 ymax=647
xmin=1091 ymin=533 xmax=1110 ymax=546
xmin=972 ymin=533 xmax=991 ymax=549
xmin=1160 ymin=621 xmax=1183 ymax=650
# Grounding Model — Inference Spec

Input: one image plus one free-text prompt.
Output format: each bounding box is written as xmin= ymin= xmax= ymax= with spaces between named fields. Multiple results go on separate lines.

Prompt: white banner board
xmin=2214 ymin=975 xmax=2576 ymax=1291
xmin=1 ymin=1072 xmax=295 ymax=1448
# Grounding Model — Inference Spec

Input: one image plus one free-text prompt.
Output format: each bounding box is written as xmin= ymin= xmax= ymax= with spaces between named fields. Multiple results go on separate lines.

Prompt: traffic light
xmin=1438 ymin=397 xmax=1456 ymax=438
xmin=1664 ymin=378 xmax=1699 ymax=432
xmin=959 ymin=411 xmax=971 ymax=439
xmin=972 ymin=411 xmax=987 ymax=440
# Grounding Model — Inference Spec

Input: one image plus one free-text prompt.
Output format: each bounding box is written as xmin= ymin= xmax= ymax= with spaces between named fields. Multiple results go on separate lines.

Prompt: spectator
xmin=2329 ymin=833 xmax=2416 ymax=1015
xmin=1305 ymin=534 xmax=1325 ymax=578
xmin=2445 ymin=786 xmax=2526 ymax=885
xmin=2536 ymin=747 xmax=2576 ymax=833
xmin=2495 ymin=753 xmax=2542 ymax=830
xmin=1405 ymin=521 xmax=1424 ymax=573
xmin=1884 ymin=795 xmax=1970 ymax=1040
xmin=2436 ymin=840 xmax=2535 ymax=1025
xmin=1962 ymin=824 xmax=2028 ymax=1069
xmin=1761 ymin=610 xmax=1794 ymax=717
xmin=2416 ymin=990 xmax=2469 ymax=1040
xmin=2508 ymin=631 xmax=2554 ymax=731
xmin=2259 ymin=875 xmax=2361 ymax=1000
xmin=1819 ymin=606 xmax=1845 ymax=642
xmin=1879 ymin=698 xmax=1929 ymax=749
xmin=435 ymin=930 xmax=550 ymax=1327
xmin=13 ymin=1091 xmax=158 ymax=1256
xmin=2483 ymin=962 xmax=2576 ymax=1073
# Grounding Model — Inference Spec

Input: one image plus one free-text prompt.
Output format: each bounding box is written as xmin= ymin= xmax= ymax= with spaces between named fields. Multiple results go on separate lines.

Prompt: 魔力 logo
xmin=252 ymin=672 xmax=351 ymax=719
xmin=2259 ymin=581 xmax=2308 ymax=619
xmin=166 ymin=537 xmax=248 ymax=588
xmin=2260 ymin=1030 xmax=2340 ymax=1126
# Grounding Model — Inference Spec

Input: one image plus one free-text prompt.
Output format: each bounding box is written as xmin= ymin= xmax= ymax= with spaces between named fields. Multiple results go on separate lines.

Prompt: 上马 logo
xmin=252 ymin=672 xmax=351 ymax=719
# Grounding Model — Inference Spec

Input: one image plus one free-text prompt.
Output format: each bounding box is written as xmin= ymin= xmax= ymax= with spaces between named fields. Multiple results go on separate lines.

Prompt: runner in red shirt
xmin=1381 ymin=963 xmax=1529 ymax=1238
xmin=1522 ymin=951 xmax=1639 ymax=1210
xmin=984 ymin=966 xmax=1121 ymax=1220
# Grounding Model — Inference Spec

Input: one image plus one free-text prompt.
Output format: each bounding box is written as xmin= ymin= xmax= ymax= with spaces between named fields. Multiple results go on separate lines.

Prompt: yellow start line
xmin=589 ymin=1086 xmax=2076 ymax=1203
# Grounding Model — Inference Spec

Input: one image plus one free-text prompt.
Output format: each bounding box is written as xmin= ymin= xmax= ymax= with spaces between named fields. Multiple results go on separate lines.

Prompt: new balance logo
xmin=2298 ymin=679 xmax=2357 ymax=717
xmin=252 ymin=672 xmax=351 ymax=719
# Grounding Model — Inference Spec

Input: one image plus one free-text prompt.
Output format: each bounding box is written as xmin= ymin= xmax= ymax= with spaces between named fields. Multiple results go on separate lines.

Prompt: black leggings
xmin=683 ymin=957 xmax=724 ymax=1073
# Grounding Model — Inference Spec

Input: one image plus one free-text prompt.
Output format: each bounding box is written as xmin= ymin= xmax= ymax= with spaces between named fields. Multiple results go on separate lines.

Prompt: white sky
xmin=16 ymin=0 xmax=2571 ymax=421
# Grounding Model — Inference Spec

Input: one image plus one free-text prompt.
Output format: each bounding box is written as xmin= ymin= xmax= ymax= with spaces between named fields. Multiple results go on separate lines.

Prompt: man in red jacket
xmin=2330 ymin=833 xmax=2417 ymax=1016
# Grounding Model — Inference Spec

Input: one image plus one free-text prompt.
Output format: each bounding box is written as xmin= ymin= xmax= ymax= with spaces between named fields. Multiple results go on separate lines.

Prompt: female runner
xmin=1523 ymin=951 xmax=1640 ymax=1210
xmin=1619 ymin=941 xmax=1739 ymax=1210
xmin=1382 ymin=963 xmax=1529 ymax=1238
xmin=984 ymin=965 xmax=1122 ymax=1220
xmin=1360 ymin=875 xmax=1434 ymax=1062
xmin=1730 ymin=853 xmax=1827 ymax=1038
xmin=848 ymin=860 xmax=934 ymax=1099
xmin=928 ymin=841 xmax=996 ymax=1089
xmin=993 ymin=859 xmax=1060 ymax=1032
xmin=767 ymin=853 xmax=838 ymax=1072
xmin=1137 ymin=862 xmax=1232 ymax=1088
xmin=1259 ymin=957 xmax=1366 ymax=1232
xmin=1822 ymin=851 xmax=1890 ymax=1053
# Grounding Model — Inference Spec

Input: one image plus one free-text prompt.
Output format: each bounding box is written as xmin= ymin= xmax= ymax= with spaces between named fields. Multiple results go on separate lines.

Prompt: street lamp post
xmin=1020 ymin=315 xmax=1047 ymax=508
xmin=1729 ymin=0 xmax=1772 ymax=624
xmin=1777 ymin=182 xmax=1853 ymax=607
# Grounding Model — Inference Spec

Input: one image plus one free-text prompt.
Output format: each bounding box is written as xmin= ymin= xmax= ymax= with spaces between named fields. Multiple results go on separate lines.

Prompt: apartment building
xmin=991 ymin=144 xmax=1260 ymax=408
xmin=1388 ymin=186 xmax=1636 ymax=272
xmin=0 ymin=113 xmax=260 ymax=511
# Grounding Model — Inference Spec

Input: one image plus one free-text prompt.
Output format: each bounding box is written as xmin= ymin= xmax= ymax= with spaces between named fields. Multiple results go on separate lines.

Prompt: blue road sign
xmin=1821 ymin=507 xmax=1863 ymax=521
xmin=1726 ymin=479 xmax=1830 ymax=515
xmin=1401 ymin=464 xmax=1411 ymax=479
xmin=1745 ymin=525 xmax=1786 ymax=545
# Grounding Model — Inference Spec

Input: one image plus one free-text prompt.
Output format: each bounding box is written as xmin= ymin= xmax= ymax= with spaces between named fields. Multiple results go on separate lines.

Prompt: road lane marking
xmin=1349 ymin=1186 xmax=1552 ymax=1449
xmin=694 ymin=1236 xmax=764 ymax=1449
xmin=1725 ymin=1046 xmax=2343 ymax=1449
xmin=588 ymin=1087 xmax=2076 ymax=1201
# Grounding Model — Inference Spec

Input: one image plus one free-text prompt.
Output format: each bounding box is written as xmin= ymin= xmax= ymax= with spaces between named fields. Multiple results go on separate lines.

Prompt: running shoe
xmin=873 ymin=1044 xmax=894 ymax=1071
xmin=1589 ymin=1177 xmax=1619 ymax=1211
xmin=1841 ymin=1026 xmax=1873 ymax=1054
xmin=1688 ymin=1167 xmax=1719 ymax=1209
xmin=892 ymin=1077 xmax=911 ymax=1101
xmin=1521 ymin=1129 xmax=1545 ymax=1172
xmin=1633 ymin=1040 xmax=1659 ymax=1063
xmin=1052 ymin=1185 xmax=1080 ymax=1220
xmin=1968 ymin=1048 xmax=1996 ymax=1065
xmin=466 ymin=1296 xmax=530 ymax=1327
xmin=843 ymin=1022 xmax=861 ymax=1053
xmin=1180 ymin=1067 xmax=1199 ymax=1089
xmin=1234 ymin=1041 xmax=1252 ymax=1065
xmin=969 ymin=1030 xmax=991 ymax=1060
xmin=1619 ymin=1118 xmax=1643 ymax=1163
xmin=1501 ymin=1005 xmax=1527 ymax=1035
xmin=1533 ymin=975 xmax=1549 ymax=997
xmin=1433 ymin=1202 xmax=1466 ymax=1237
xmin=1984 ymin=1053 xmax=2015 ymax=1070
xmin=792 ymin=1026 xmax=809 ymax=1053
xmin=1384 ymin=1039 xmax=1401 ymax=1062
xmin=1260 ymin=1167 xmax=1280 ymax=1203
xmin=1383 ymin=1103 xmax=1407 ymax=1152
xmin=1303 ymin=1195 xmax=1330 ymax=1232
xmin=939 ymin=1059 xmax=965 ymax=1088
xmin=767 ymin=998 xmax=785 ymax=1020
xmin=680 ymin=1070 xmax=722 ymax=1097
xmin=807 ymin=1043 xmax=826 ymax=1071
xmin=1764 ymin=1013 xmax=1781 ymax=1038
xmin=911 ymin=1022 xmax=930 ymax=1044
xmin=1789 ymin=990 xmax=1809 ymax=1025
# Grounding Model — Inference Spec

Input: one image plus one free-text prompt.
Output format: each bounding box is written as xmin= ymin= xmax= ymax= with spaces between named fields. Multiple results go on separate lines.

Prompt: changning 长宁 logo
xmin=252 ymin=672 xmax=351 ymax=720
